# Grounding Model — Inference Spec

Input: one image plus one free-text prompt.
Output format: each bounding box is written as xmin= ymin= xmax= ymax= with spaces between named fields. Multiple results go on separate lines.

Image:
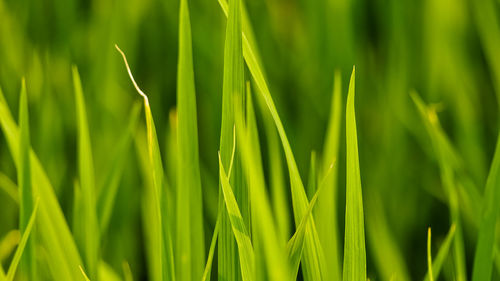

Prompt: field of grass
xmin=0 ymin=0 xmax=500 ymax=280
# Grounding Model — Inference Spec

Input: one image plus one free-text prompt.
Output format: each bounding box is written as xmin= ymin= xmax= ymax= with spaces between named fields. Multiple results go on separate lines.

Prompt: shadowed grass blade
xmin=471 ymin=135 xmax=500 ymax=281
xmin=0 ymin=172 xmax=18 ymax=203
xmin=342 ymin=67 xmax=367 ymax=281
xmin=73 ymin=66 xmax=100 ymax=281
xmin=115 ymin=45 xmax=175 ymax=281
xmin=176 ymin=0 xmax=205 ymax=278
xmin=17 ymin=79 xmax=35 ymax=280
xmin=6 ymin=199 xmax=39 ymax=281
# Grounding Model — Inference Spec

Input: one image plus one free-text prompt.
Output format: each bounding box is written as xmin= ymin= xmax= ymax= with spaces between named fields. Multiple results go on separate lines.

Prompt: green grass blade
xmin=80 ymin=266 xmax=91 ymax=281
xmin=97 ymin=102 xmax=141 ymax=233
xmin=202 ymin=217 xmax=220 ymax=281
xmin=0 ymin=172 xmax=18 ymax=203
xmin=218 ymin=0 xmax=248 ymax=279
xmin=73 ymin=66 xmax=100 ymax=281
xmin=342 ymin=67 xmax=367 ymax=281
xmin=318 ymin=70 xmax=342 ymax=281
xmin=17 ymin=78 xmax=35 ymax=281
xmin=427 ymin=228 xmax=434 ymax=281
xmin=0 ymin=85 xmax=84 ymax=280
xmin=6 ymin=199 xmax=39 ymax=281
xmin=306 ymin=151 xmax=317 ymax=200
xmin=115 ymin=45 xmax=175 ymax=281
xmin=0 ymin=265 xmax=5 ymax=280
xmin=0 ymin=231 xmax=20 ymax=263
xmin=236 ymin=86 xmax=289 ymax=281
xmin=176 ymin=0 xmax=205 ymax=279
xmin=218 ymin=153 xmax=255 ymax=281
xmin=471 ymin=135 xmax=500 ymax=281
xmin=423 ymin=224 xmax=456 ymax=281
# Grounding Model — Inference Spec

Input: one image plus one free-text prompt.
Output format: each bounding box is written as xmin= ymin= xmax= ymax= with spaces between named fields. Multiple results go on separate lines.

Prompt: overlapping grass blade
xmin=306 ymin=152 xmax=317 ymax=199
xmin=236 ymin=86 xmax=289 ymax=281
xmin=73 ymin=66 xmax=100 ymax=281
xmin=0 ymin=85 xmax=84 ymax=280
xmin=342 ymin=67 xmax=366 ymax=281
xmin=6 ymin=199 xmax=39 ymax=281
xmin=411 ymin=92 xmax=467 ymax=281
xmin=218 ymin=0 xmax=248 ymax=279
xmin=97 ymin=102 xmax=141 ymax=233
xmin=217 ymin=1 xmax=327 ymax=279
xmin=423 ymin=224 xmax=456 ymax=281
xmin=318 ymin=70 xmax=342 ymax=281
xmin=176 ymin=0 xmax=205 ymax=278
xmin=17 ymin=79 xmax=35 ymax=280
xmin=471 ymin=135 xmax=500 ymax=281
xmin=218 ymin=152 xmax=255 ymax=281
xmin=115 ymin=45 xmax=175 ymax=281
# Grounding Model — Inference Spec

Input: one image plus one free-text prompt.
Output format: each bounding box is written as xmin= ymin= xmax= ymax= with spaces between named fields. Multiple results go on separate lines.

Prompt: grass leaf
xmin=423 ymin=224 xmax=456 ymax=281
xmin=176 ymin=0 xmax=205 ymax=279
xmin=342 ymin=66 xmax=367 ymax=281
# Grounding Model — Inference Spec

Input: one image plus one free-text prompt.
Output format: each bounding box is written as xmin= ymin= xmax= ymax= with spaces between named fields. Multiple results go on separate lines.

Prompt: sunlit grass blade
xmin=17 ymin=78 xmax=35 ymax=280
xmin=201 ymin=216 xmax=220 ymax=281
xmin=427 ymin=228 xmax=434 ymax=281
xmin=423 ymin=224 xmax=456 ymax=281
xmin=471 ymin=135 xmax=500 ymax=281
xmin=80 ymin=266 xmax=91 ymax=281
xmin=0 ymin=231 xmax=20 ymax=263
xmin=97 ymin=102 xmax=141 ymax=233
xmin=0 ymin=172 xmax=18 ymax=203
xmin=306 ymin=151 xmax=317 ymax=199
xmin=318 ymin=70 xmax=342 ymax=281
xmin=342 ymin=67 xmax=367 ymax=281
xmin=6 ymin=198 xmax=39 ymax=281
xmin=218 ymin=0 xmax=248 ymax=279
xmin=115 ymin=45 xmax=175 ymax=281
xmin=98 ymin=262 xmax=123 ymax=281
xmin=73 ymin=66 xmax=100 ymax=281
xmin=0 ymin=86 xmax=84 ymax=280
xmin=123 ymin=261 xmax=134 ymax=281
xmin=236 ymin=86 xmax=289 ymax=281
xmin=411 ymin=92 xmax=467 ymax=281
xmin=218 ymin=152 xmax=255 ymax=281
xmin=0 ymin=265 xmax=5 ymax=280
xmin=176 ymin=0 xmax=205 ymax=278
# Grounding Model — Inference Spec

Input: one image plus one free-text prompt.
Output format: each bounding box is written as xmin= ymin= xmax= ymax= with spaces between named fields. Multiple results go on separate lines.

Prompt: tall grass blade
xmin=427 ymin=228 xmax=434 ymax=281
xmin=0 ymin=86 xmax=84 ymax=280
xmin=115 ymin=45 xmax=175 ymax=281
xmin=342 ymin=67 xmax=367 ymax=281
xmin=202 ymin=217 xmax=220 ymax=281
xmin=6 ymin=199 xmax=39 ymax=281
xmin=17 ymin=79 xmax=36 ymax=280
xmin=471 ymin=135 xmax=500 ymax=281
xmin=176 ymin=0 xmax=205 ymax=278
xmin=73 ymin=66 xmax=100 ymax=281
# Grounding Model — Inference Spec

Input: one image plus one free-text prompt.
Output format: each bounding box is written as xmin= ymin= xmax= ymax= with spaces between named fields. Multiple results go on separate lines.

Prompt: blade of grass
xmin=201 ymin=217 xmax=220 ymax=281
xmin=73 ymin=66 xmax=100 ymax=281
xmin=423 ymin=224 xmax=456 ymax=281
xmin=342 ymin=67 xmax=367 ymax=281
xmin=318 ymin=70 xmax=342 ymax=281
xmin=176 ymin=0 xmax=205 ymax=279
xmin=218 ymin=152 xmax=255 ymax=281
xmin=0 ymin=231 xmax=20 ymax=263
xmin=6 ymin=198 xmax=39 ymax=281
xmin=97 ymin=101 xmax=141 ymax=233
xmin=115 ymin=45 xmax=176 ymax=281
xmin=471 ymin=135 xmax=500 ymax=281
xmin=428 ymin=228 xmax=434 ymax=281
xmin=0 ymin=85 xmax=85 ymax=280
xmin=0 ymin=172 xmax=18 ymax=203
xmin=218 ymin=0 xmax=248 ymax=279
xmin=80 ymin=266 xmax=91 ymax=281
xmin=17 ymin=78 xmax=35 ymax=281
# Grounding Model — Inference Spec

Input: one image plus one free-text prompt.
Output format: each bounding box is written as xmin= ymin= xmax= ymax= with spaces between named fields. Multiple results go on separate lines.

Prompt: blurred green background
xmin=1 ymin=0 xmax=499 ymax=279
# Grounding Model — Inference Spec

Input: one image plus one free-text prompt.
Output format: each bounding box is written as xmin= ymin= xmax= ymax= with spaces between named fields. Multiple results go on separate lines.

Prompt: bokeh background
xmin=0 ymin=0 xmax=499 ymax=279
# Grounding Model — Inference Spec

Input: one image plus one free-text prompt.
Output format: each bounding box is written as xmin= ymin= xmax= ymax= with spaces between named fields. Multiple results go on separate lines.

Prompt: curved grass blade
xmin=80 ymin=266 xmax=91 ymax=281
xmin=342 ymin=67 xmax=366 ymax=281
xmin=97 ymin=101 xmax=141 ymax=233
xmin=218 ymin=152 xmax=255 ymax=281
xmin=423 ymin=224 xmax=456 ymax=281
xmin=471 ymin=135 xmax=500 ymax=281
xmin=17 ymin=78 xmax=35 ymax=280
xmin=0 ymin=85 xmax=84 ymax=280
xmin=73 ymin=66 xmax=100 ymax=281
xmin=6 ymin=198 xmax=39 ymax=281
xmin=176 ymin=0 xmax=205 ymax=278
xmin=115 ymin=45 xmax=175 ymax=281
